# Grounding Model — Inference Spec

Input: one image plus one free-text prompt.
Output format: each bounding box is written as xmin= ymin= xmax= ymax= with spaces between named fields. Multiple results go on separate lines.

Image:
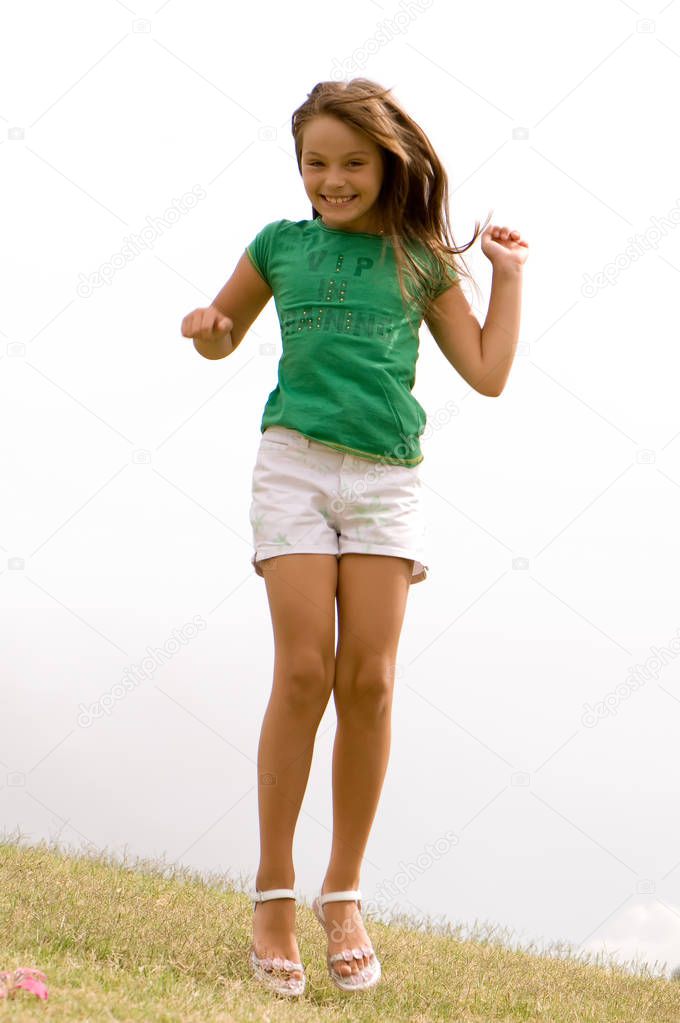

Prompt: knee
xmin=334 ymin=657 xmax=394 ymax=717
xmin=275 ymin=650 xmax=335 ymax=713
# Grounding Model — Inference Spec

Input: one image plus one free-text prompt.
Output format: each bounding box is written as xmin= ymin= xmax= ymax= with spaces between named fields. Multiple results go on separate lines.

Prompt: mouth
xmin=320 ymin=194 xmax=358 ymax=207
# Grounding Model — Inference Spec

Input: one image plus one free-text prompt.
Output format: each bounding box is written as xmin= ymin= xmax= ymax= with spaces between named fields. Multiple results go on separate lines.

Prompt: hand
xmin=181 ymin=306 xmax=233 ymax=344
xmin=480 ymin=225 xmax=529 ymax=272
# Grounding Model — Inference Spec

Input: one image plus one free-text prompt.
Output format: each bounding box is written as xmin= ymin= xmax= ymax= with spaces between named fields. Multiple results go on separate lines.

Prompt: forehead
xmin=301 ymin=116 xmax=378 ymax=156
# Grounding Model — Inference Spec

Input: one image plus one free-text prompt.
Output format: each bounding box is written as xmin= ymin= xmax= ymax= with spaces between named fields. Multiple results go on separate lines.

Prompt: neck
xmin=320 ymin=215 xmax=384 ymax=236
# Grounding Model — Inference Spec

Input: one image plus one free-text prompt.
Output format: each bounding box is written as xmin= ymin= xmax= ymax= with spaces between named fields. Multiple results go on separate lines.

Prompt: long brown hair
xmin=292 ymin=78 xmax=492 ymax=315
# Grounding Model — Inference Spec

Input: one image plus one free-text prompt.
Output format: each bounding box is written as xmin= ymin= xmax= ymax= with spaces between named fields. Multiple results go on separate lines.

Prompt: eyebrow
xmin=303 ymin=150 xmax=370 ymax=157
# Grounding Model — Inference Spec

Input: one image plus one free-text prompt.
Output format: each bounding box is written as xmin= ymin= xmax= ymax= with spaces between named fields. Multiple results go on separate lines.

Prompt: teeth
xmin=323 ymin=195 xmax=355 ymax=204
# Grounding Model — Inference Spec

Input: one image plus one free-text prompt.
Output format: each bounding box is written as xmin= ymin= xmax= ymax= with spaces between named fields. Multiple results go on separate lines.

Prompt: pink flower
xmin=0 ymin=967 xmax=49 ymax=1000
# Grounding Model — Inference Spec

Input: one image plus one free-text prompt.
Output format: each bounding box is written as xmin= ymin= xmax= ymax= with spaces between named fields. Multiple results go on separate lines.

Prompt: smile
xmin=321 ymin=195 xmax=357 ymax=206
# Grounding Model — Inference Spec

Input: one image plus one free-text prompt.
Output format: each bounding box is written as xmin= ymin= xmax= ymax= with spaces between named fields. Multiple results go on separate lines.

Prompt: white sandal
xmin=312 ymin=888 xmax=382 ymax=992
xmin=248 ymin=888 xmax=306 ymax=998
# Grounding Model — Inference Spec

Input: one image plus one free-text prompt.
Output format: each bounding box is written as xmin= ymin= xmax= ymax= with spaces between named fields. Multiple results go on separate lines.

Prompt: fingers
xmin=490 ymin=225 xmax=522 ymax=241
xmin=204 ymin=309 xmax=233 ymax=335
xmin=181 ymin=308 xmax=233 ymax=342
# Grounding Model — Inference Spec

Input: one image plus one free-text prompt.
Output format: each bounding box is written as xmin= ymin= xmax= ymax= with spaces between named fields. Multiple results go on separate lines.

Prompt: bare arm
xmin=424 ymin=266 xmax=523 ymax=396
xmin=210 ymin=251 xmax=273 ymax=353
xmin=181 ymin=250 xmax=273 ymax=360
xmin=479 ymin=266 xmax=523 ymax=396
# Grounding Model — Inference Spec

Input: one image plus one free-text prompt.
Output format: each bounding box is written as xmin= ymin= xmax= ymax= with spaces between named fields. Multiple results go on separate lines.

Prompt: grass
xmin=1 ymin=833 xmax=680 ymax=1022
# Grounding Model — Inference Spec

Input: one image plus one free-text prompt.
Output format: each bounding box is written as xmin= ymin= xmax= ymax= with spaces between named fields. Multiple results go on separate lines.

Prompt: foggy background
xmin=2 ymin=0 xmax=680 ymax=980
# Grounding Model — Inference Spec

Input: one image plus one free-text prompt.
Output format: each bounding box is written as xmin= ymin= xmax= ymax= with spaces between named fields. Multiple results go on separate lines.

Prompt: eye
xmin=306 ymin=160 xmax=364 ymax=167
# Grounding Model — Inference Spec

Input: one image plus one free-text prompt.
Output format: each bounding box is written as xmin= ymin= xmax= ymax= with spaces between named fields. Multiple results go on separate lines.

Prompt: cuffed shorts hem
xmin=251 ymin=546 xmax=429 ymax=584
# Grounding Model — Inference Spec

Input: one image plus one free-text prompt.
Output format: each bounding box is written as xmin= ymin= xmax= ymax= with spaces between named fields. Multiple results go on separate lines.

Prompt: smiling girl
xmin=181 ymin=77 xmax=528 ymax=999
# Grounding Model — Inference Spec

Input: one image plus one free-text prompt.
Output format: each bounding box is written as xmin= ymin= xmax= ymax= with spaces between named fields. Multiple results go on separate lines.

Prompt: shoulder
xmin=249 ymin=218 xmax=314 ymax=245
xmin=254 ymin=217 xmax=312 ymax=232
xmin=404 ymin=237 xmax=459 ymax=299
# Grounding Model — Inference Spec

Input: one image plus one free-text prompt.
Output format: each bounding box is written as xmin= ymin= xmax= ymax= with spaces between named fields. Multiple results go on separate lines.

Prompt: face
xmin=300 ymin=115 xmax=385 ymax=234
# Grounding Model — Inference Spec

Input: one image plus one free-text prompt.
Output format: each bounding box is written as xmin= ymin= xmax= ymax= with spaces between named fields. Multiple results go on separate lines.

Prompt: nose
xmin=323 ymin=171 xmax=346 ymax=188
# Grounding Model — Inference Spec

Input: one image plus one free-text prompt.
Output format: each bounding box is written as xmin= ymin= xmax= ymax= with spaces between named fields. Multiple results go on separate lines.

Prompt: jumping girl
xmin=181 ymin=77 xmax=528 ymax=998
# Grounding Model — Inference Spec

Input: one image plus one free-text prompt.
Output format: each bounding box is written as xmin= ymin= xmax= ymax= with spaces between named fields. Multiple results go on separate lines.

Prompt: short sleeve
xmin=408 ymin=242 xmax=459 ymax=306
xmin=245 ymin=220 xmax=283 ymax=287
xmin=430 ymin=258 xmax=459 ymax=300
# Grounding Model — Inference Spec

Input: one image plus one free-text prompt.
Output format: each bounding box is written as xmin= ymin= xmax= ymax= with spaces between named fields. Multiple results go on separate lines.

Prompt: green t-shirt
xmin=245 ymin=217 xmax=458 ymax=467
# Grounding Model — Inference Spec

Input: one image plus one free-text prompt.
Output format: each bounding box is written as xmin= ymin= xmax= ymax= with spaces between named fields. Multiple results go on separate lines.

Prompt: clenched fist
xmin=181 ymin=305 xmax=234 ymax=360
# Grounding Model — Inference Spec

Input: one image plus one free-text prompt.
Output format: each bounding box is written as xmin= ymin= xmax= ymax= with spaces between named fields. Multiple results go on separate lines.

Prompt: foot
xmin=251 ymin=896 xmax=304 ymax=985
xmin=318 ymin=882 xmax=376 ymax=979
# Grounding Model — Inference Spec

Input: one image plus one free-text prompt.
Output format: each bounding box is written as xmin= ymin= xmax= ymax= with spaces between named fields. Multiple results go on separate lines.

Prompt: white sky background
xmin=2 ymin=0 xmax=680 ymax=983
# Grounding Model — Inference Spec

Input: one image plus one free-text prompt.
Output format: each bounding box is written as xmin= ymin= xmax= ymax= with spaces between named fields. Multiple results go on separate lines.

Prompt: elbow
xmin=474 ymin=381 xmax=502 ymax=397
xmin=478 ymin=372 xmax=507 ymax=397
xmin=473 ymin=364 xmax=503 ymax=397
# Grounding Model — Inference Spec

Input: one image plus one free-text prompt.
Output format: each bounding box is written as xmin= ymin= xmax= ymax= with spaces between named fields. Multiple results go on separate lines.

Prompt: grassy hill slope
xmin=1 ymin=837 xmax=679 ymax=1022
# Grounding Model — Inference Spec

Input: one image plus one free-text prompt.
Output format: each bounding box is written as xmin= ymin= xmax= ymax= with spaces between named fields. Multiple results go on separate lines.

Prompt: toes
xmin=271 ymin=967 xmax=303 ymax=980
xmin=332 ymin=957 xmax=356 ymax=977
xmin=255 ymin=951 xmax=302 ymax=979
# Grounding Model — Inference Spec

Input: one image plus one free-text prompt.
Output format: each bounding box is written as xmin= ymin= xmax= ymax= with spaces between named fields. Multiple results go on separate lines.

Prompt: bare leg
xmin=251 ymin=554 xmax=338 ymax=982
xmin=253 ymin=686 xmax=329 ymax=980
xmin=255 ymin=687 xmax=326 ymax=888
xmin=320 ymin=553 xmax=412 ymax=979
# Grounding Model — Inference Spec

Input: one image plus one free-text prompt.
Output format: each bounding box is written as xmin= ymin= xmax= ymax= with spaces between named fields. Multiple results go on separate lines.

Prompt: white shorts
xmin=249 ymin=426 xmax=429 ymax=585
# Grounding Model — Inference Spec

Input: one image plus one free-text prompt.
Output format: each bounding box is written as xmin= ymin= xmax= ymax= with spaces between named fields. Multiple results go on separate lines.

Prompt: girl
xmin=181 ymin=78 xmax=528 ymax=998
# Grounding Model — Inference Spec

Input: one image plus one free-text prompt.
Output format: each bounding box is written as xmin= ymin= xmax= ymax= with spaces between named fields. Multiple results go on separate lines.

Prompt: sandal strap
xmin=318 ymin=888 xmax=362 ymax=906
xmin=250 ymin=887 xmax=297 ymax=903
xmin=251 ymin=949 xmax=304 ymax=972
xmin=329 ymin=946 xmax=374 ymax=964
